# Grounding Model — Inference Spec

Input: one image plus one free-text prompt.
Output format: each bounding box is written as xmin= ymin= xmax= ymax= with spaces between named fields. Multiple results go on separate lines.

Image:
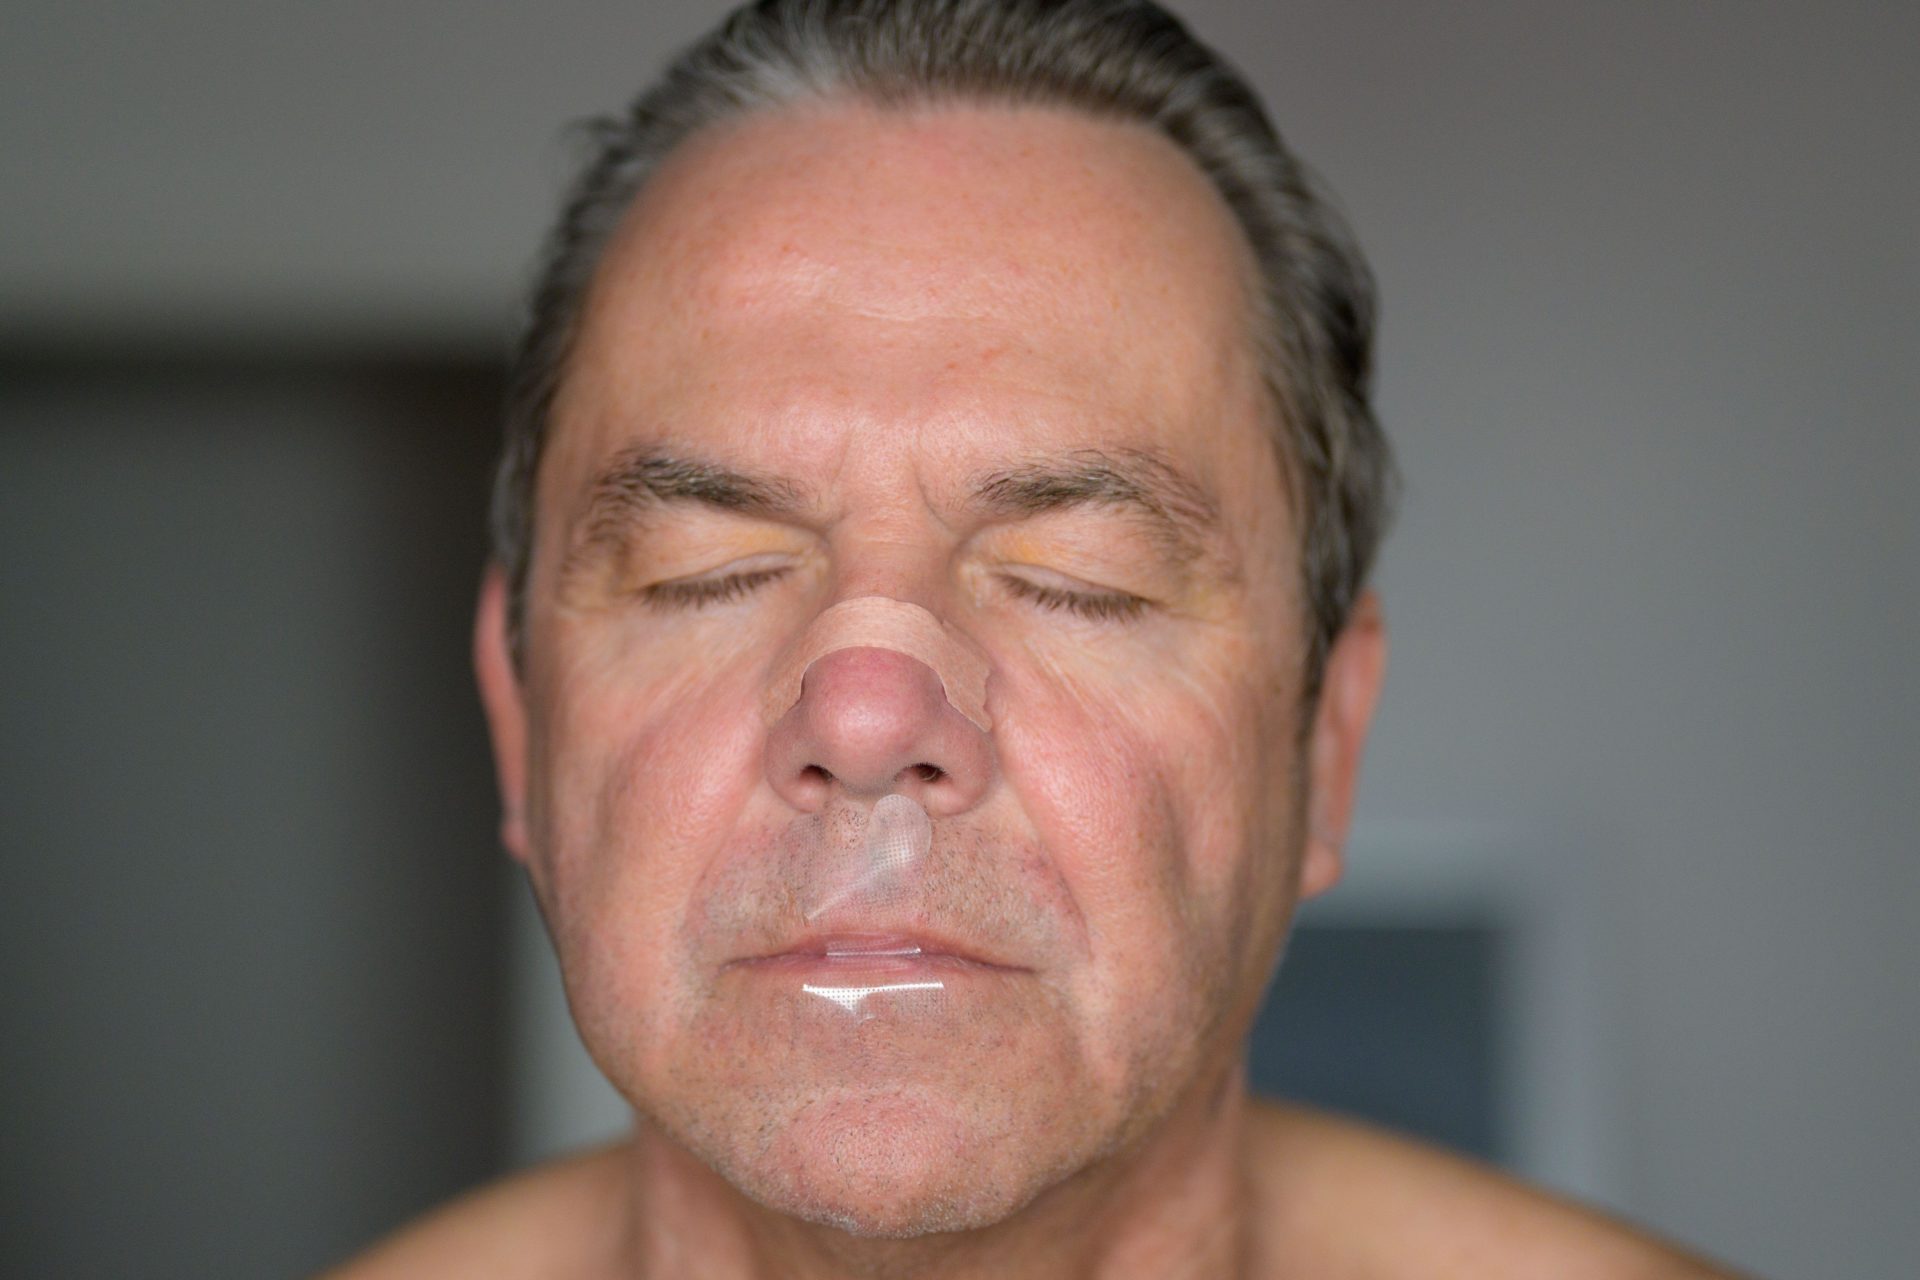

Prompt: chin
xmin=711 ymin=1086 xmax=1059 ymax=1239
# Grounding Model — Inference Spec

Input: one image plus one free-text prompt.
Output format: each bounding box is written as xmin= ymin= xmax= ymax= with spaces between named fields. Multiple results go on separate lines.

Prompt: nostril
xmin=908 ymin=763 xmax=946 ymax=783
xmin=803 ymin=764 xmax=835 ymax=785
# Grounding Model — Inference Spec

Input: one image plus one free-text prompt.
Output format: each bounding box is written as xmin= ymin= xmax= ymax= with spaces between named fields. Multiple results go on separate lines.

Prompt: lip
xmin=729 ymin=931 xmax=1027 ymax=974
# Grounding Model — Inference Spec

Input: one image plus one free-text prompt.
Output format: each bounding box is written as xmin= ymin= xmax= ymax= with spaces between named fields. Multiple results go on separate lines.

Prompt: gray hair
xmin=493 ymin=0 xmax=1394 ymax=697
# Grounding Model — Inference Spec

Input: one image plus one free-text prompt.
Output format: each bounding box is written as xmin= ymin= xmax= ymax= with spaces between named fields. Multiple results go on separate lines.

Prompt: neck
xmin=615 ymin=1065 xmax=1256 ymax=1280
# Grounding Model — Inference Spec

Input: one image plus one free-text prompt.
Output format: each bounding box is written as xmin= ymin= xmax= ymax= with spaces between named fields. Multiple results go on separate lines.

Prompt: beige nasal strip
xmin=763 ymin=596 xmax=992 ymax=731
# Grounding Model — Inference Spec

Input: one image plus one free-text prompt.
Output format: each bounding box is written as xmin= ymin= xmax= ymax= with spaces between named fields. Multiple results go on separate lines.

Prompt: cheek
xmin=991 ymin=628 xmax=1297 ymax=1072
xmin=995 ymin=625 xmax=1286 ymax=891
xmin=521 ymin=623 xmax=770 ymax=1031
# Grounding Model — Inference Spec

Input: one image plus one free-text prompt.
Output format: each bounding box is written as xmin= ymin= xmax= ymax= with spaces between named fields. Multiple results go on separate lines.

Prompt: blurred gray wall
xmin=1 ymin=357 xmax=511 ymax=1275
xmin=4 ymin=4 xmax=1916 ymax=1277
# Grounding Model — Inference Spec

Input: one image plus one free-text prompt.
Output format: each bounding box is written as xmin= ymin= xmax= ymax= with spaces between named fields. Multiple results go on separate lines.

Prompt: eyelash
xmin=643 ymin=567 xmax=791 ymax=609
xmin=639 ymin=565 xmax=1146 ymax=623
xmin=1000 ymin=575 xmax=1148 ymax=622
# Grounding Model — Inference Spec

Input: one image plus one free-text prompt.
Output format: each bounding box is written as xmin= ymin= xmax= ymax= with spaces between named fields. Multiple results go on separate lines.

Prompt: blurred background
xmin=3 ymin=3 xmax=1914 ymax=1276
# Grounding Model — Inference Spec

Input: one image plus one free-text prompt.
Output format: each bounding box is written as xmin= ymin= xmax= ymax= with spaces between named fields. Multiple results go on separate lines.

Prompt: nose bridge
xmin=762 ymin=595 xmax=996 ymax=814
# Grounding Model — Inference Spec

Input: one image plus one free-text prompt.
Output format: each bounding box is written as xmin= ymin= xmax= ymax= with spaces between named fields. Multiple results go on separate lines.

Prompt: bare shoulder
xmin=314 ymin=1143 xmax=627 ymax=1280
xmin=1246 ymin=1100 xmax=1746 ymax=1279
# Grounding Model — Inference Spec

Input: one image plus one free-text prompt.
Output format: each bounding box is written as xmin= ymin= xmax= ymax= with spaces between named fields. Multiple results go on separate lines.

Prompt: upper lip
xmin=732 ymin=929 xmax=1026 ymax=972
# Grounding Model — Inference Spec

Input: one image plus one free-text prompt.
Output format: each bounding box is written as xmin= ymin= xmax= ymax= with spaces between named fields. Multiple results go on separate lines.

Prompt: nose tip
xmin=765 ymin=646 xmax=994 ymax=816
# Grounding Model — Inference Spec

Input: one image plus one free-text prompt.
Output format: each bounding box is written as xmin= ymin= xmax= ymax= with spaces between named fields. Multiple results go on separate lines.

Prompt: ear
xmin=1299 ymin=590 xmax=1388 ymax=900
xmin=474 ymin=565 xmax=532 ymax=863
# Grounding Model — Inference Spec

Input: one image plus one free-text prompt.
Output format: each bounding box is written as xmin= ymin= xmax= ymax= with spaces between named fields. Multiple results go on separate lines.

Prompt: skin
xmin=326 ymin=100 xmax=1742 ymax=1279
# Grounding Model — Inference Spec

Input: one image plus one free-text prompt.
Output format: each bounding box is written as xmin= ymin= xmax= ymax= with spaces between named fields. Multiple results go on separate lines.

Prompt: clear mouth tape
xmin=799 ymin=793 xmax=943 ymax=1020
xmin=805 ymin=793 xmax=931 ymax=920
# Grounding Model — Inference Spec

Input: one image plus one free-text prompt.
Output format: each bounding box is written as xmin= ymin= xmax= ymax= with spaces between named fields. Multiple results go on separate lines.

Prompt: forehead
xmin=545 ymin=98 xmax=1276 ymax=514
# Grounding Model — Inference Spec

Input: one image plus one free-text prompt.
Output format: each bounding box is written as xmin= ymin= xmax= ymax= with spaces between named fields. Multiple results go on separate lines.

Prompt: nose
xmin=765 ymin=646 xmax=995 ymax=816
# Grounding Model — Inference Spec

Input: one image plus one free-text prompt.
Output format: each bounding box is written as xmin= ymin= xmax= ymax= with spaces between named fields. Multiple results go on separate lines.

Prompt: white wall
xmin=5 ymin=4 xmax=1914 ymax=1276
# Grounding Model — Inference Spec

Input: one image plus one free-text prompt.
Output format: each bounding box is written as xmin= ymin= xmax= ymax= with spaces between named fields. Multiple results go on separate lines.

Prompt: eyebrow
xmin=567 ymin=445 xmax=807 ymax=556
xmin=968 ymin=448 xmax=1224 ymax=565
xmin=562 ymin=443 xmax=1225 ymax=570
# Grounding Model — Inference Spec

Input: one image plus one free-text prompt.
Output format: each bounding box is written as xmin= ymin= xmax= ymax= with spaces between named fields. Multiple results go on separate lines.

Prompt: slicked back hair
xmin=493 ymin=0 xmax=1395 ymax=700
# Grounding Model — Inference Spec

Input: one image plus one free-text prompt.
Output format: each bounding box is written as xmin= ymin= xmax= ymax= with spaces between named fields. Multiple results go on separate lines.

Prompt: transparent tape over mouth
xmin=799 ymin=793 xmax=939 ymax=1018
xmin=764 ymin=597 xmax=988 ymax=1023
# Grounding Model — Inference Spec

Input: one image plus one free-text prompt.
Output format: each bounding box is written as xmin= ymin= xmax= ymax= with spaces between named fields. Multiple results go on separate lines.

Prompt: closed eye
xmin=643 ymin=565 xmax=792 ymax=609
xmin=1000 ymin=573 xmax=1148 ymax=622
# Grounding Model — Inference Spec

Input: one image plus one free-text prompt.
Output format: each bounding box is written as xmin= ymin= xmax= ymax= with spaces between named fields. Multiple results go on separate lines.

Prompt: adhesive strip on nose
xmin=763 ymin=596 xmax=992 ymax=731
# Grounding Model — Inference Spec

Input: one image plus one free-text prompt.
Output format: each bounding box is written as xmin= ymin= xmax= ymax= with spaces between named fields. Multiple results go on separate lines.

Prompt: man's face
xmin=479 ymin=100 xmax=1365 ymax=1234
